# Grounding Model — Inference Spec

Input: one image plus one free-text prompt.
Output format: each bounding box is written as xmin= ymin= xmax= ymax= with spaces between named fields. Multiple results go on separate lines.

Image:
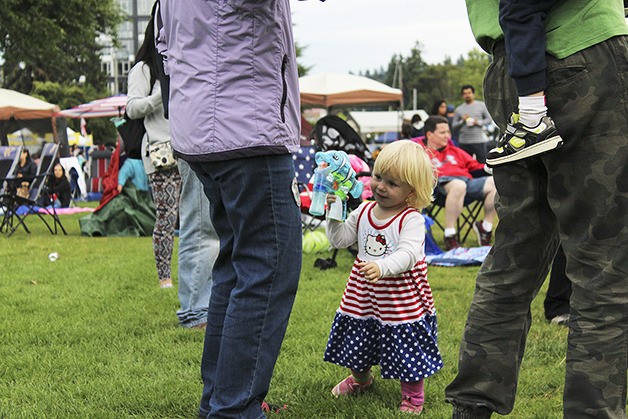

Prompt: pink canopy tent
xmin=56 ymin=95 xmax=127 ymax=119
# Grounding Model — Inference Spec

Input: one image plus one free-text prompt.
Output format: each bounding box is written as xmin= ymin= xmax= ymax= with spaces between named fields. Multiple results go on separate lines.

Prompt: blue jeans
xmin=190 ymin=154 xmax=302 ymax=419
xmin=176 ymin=159 xmax=218 ymax=328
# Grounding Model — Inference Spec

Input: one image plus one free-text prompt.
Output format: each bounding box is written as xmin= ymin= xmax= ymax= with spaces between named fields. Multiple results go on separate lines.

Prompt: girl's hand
xmin=326 ymin=194 xmax=337 ymax=205
xmin=357 ymin=261 xmax=381 ymax=283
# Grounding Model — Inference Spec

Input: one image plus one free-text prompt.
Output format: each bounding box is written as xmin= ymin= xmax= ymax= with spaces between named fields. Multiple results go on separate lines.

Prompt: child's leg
xmin=350 ymin=368 xmax=372 ymax=384
xmin=499 ymin=1 xmax=556 ymax=99
xmin=487 ymin=1 xmax=563 ymax=166
xmin=518 ymin=93 xmax=546 ymax=129
xmin=401 ymin=380 xmax=424 ymax=406
xmin=500 ymin=0 xmax=557 ymax=123
xmin=331 ymin=368 xmax=374 ymax=397
xmin=400 ymin=380 xmax=424 ymax=414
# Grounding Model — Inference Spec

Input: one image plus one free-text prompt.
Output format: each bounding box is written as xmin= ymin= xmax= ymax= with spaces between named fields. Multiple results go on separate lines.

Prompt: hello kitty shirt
xmin=324 ymin=201 xmax=443 ymax=381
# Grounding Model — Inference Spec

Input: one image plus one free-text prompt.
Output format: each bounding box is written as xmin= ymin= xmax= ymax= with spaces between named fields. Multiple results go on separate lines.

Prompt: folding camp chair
xmin=1 ymin=143 xmax=67 ymax=237
xmin=422 ymin=191 xmax=484 ymax=244
xmin=0 ymin=145 xmax=23 ymax=195
xmin=0 ymin=145 xmax=23 ymax=229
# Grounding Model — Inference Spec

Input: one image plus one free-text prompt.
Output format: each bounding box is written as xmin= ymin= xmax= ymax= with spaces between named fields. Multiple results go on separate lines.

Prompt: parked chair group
xmin=0 ymin=143 xmax=67 ymax=237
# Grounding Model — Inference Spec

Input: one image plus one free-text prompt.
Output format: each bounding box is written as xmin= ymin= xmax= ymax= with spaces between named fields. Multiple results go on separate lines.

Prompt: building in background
xmin=100 ymin=0 xmax=152 ymax=94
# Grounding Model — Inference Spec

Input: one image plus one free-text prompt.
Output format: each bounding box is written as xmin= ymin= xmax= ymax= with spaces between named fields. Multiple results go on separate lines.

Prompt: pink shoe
xmin=331 ymin=374 xmax=374 ymax=397
xmin=400 ymin=397 xmax=423 ymax=415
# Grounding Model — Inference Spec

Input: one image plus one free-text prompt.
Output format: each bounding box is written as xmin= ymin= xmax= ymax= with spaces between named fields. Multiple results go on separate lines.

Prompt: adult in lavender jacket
xmin=159 ymin=1 xmax=303 ymax=417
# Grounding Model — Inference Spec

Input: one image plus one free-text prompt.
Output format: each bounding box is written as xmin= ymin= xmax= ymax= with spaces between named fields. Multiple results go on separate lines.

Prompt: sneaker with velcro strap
xmin=486 ymin=114 xmax=563 ymax=167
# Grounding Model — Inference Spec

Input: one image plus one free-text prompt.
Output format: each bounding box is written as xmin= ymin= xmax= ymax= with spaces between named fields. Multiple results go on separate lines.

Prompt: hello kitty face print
xmin=364 ymin=233 xmax=389 ymax=257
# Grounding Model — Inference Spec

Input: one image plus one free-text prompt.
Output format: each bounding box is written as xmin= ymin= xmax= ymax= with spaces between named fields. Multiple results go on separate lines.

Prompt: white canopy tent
xmin=0 ymin=88 xmax=67 ymax=151
xmin=299 ymin=73 xmax=403 ymax=108
xmin=349 ymin=110 xmax=429 ymax=134
xmin=0 ymin=88 xmax=60 ymax=120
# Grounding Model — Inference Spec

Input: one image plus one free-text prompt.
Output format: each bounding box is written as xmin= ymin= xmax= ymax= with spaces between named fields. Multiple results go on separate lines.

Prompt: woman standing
xmin=126 ymin=16 xmax=181 ymax=289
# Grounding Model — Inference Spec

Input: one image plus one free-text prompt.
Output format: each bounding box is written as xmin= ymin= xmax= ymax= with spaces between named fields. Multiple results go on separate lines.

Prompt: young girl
xmin=126 ymin=13 xmax=181 ymax=289
xmin=324 ymin=140 xmax=443 ymax=415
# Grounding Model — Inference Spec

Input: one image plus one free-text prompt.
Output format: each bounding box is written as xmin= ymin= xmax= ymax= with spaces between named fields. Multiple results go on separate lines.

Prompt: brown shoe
xmin=472 ymin=221 xmax=492 ymax=246
xmin=444 ymin=235 xmax=459 ymax=251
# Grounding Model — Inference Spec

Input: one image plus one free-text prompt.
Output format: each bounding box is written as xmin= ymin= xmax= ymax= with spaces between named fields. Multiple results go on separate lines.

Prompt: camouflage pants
xmin=445 ymin=36 xmax=628 ymax=418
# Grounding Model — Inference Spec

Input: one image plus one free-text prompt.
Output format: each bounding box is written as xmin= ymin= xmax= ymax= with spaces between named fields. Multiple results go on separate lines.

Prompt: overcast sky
xmin=291 ymin=0 xmax=480 ymax=75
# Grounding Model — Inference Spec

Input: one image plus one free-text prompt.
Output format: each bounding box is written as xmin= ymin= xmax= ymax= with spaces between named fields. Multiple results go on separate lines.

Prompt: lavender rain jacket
xmin=158 ymin=0 xmax=301 ymax=162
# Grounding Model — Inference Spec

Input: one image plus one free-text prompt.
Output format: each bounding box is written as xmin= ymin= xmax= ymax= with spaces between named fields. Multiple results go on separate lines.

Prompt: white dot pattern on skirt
xmin=324 ymin=313 xmax=444 ymax=381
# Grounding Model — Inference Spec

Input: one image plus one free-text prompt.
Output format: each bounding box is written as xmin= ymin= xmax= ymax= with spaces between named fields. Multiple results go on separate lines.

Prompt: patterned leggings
xmin=148 ymin=167 xmax=181 ymax=282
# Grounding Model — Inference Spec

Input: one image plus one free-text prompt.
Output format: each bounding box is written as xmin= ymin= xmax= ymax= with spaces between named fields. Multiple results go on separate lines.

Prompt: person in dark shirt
xmin=44 ymin=163 xmax=72 ymax=208
xmin=15 ymin=149 xmax=37 ymax=184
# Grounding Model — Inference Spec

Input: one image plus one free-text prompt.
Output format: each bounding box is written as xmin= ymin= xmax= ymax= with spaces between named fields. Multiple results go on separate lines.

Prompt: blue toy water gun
xmin=309 ymin=150 xmax=364 ymax=221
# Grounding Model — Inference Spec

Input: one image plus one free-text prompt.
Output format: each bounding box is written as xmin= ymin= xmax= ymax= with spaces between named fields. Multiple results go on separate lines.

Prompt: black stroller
xmin=310 ymin=115 xmax=373 ymax=269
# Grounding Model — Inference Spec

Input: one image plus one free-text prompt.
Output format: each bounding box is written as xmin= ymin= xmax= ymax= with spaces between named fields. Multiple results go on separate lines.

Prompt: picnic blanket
xmin=426 ymin=246 xmax=491 ymax=267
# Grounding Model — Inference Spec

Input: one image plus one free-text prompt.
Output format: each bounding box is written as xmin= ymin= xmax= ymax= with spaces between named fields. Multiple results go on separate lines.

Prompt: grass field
xmin=0 ymin=211 xmax=570 ymax=418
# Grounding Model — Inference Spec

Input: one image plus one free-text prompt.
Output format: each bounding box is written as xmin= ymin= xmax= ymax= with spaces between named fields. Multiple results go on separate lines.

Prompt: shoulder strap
xmin=355 ymin=201 xmax=375 ymax=232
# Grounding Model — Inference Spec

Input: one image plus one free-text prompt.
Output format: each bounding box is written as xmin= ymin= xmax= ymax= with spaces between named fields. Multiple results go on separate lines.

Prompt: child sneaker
xmin=486 ymin=114 xmax=563 ymax=167
xmin=472 ymin=221 xmax=492 ymax=246
xmin=331 ymin=374 xmax=374 ymax=397
xmin=400 ymin=397 xmax=423 ymax=415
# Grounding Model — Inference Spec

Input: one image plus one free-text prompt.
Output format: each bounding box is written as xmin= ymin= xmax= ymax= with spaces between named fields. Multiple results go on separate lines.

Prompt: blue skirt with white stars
xmin=324 ymin=312 xmax=443 ymax=382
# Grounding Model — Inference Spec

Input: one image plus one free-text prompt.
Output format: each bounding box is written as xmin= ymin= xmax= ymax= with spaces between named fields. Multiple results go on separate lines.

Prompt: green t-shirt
xmin=466 ymin=0 xmax=628 ymax=58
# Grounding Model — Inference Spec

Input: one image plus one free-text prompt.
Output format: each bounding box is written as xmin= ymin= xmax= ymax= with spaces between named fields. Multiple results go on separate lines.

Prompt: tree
xmin=31 ymin=81 xmax=119 ymax=145
xmin=361 ymin=45 xmax=491 ymax=112
xmin=296 ymin=43 xmax=312 ymax=77
xmin=0 ymin=0 xmax=123 ymax=94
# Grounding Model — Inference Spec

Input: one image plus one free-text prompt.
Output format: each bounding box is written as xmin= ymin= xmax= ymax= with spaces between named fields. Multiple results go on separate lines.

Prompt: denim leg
xmin=191 ymin=154 xmax=302 ymax=419
xmin=176 ymin=159 xmax=217 ymax=328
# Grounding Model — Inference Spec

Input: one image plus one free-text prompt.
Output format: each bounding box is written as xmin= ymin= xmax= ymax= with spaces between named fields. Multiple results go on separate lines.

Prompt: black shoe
xmin=314 ymin=257 xmax=337 ymax=270
xmin=486 ymin=114 xmax=563 ymax=167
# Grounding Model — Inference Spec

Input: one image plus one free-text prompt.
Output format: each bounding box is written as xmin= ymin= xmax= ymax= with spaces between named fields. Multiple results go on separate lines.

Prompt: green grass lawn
xmin=0 ymin=212 xmax=569 ymax=418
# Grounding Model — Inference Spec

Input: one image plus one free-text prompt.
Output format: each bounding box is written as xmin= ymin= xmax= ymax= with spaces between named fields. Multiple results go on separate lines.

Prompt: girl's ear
xmin=406 ymin=188 xmax=416 ymax=202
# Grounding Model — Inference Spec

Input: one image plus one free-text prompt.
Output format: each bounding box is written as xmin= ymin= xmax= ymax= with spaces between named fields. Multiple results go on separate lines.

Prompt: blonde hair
xmin=373 ymin=140 xmax=436 ymax=209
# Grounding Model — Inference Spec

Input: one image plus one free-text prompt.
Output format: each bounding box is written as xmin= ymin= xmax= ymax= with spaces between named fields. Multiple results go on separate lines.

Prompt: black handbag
xmin=116 ymin=111 xmax=145 ymax=159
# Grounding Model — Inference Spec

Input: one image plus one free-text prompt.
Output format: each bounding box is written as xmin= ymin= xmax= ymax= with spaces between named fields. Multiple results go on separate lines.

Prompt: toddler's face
xmin=370 ymin=171 xmax=414 ymax=211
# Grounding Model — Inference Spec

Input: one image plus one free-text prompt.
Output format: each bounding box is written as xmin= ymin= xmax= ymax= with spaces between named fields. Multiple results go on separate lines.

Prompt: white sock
xmin=482 ymin=221 xmax=493 ymax=232
xmin=444 ymin=228 xmax=456 ymax=237
xmin=518 ymin=95 xmax=547 ymax=127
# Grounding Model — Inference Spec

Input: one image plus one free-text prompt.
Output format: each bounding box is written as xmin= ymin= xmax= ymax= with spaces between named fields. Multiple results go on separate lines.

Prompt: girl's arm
xmin=325 ymin=201 xmax=367 ymax=249
xmin=374 ymin=213 xmax=425 ymax=277
xmin=126 ymin=63 xmax=161 ymax=120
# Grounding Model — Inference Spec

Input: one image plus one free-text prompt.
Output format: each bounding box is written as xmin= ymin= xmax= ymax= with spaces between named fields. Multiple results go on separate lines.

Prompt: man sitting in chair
xmin=423 ymin=115 xmax=497 ymax=250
